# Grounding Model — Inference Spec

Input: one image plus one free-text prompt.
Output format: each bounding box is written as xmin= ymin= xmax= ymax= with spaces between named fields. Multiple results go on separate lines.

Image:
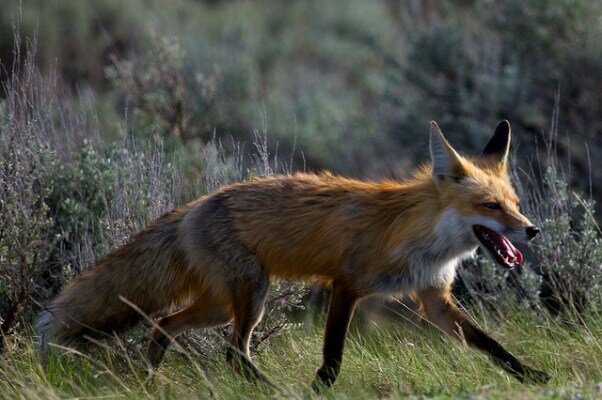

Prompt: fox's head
xmin=429 ymin=120 xmax=540 ymax=269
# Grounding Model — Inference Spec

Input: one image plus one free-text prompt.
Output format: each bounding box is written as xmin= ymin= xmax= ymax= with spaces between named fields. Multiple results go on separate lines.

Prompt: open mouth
xmin=473 ymin=225 xmax=524 ymax=269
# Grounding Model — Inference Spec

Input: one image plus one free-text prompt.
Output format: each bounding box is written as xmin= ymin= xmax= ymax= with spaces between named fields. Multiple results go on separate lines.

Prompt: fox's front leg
xmin=416 ymin=286 xmax=549 ymax=384
xmin=311 ymin=281 xmax=360 ymax=392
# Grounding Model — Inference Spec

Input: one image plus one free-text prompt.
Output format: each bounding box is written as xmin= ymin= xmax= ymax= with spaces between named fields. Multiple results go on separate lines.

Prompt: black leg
xmin=417 ymin=287 xmax=550 ymax=384
xmin=312 ymin=282 xmax=359 ymax=392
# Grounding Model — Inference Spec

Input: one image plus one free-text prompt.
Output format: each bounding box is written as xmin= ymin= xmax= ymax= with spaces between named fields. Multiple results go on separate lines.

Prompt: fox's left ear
xmin=482 ymin=120 xmax=511 ymax=166
xmin=430 ymin=121 xmax=465 ymax=184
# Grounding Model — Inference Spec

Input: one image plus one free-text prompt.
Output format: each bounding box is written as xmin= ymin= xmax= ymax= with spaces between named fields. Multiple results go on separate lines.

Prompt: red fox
xmin=37 ymin=120 xmax=549 ymax=389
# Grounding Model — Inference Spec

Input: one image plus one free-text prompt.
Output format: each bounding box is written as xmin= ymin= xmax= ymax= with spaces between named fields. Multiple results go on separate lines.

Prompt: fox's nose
xmin=526 ymin=226 xmax=540 ymax=240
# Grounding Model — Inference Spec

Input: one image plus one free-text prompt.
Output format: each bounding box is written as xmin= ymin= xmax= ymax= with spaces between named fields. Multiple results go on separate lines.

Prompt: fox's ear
xmin=482 ymin=120 xmax=511 ymax=165
xmin=430 ymin=121 xmax=465 ymax=182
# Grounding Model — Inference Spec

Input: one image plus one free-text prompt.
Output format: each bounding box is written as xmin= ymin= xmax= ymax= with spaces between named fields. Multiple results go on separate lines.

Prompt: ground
xmin=1 ymin=310 xmax=600 ymax=399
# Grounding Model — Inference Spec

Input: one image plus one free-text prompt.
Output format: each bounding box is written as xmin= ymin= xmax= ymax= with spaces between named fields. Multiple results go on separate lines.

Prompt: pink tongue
xmin=496 ymin=234 xmax=524 ymax=263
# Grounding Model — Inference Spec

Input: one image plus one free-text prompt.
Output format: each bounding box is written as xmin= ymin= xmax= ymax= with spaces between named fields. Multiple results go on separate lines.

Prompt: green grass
xmin=1 ymin=310 xmax=600 ymax=399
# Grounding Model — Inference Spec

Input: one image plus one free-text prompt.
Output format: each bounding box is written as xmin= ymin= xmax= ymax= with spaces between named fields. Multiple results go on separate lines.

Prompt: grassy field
xmin=1 ymin=308 xmax=600 ymax=399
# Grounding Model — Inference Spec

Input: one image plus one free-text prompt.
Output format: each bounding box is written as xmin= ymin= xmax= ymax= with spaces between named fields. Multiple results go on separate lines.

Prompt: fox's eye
xmin=483 ymin=202 xmax=502 ymax=210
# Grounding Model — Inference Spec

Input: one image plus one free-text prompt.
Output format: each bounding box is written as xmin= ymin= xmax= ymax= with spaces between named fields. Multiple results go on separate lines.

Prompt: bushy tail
xmin=35 ymin=210 xmax=195 ymax=350
xmin=35 ymin=266 xmax=143 ymax=349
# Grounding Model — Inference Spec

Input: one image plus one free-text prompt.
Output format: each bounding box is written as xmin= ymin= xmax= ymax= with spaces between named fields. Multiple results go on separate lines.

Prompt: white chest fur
xmin=372 ymin=208 xmax=477 ymax=294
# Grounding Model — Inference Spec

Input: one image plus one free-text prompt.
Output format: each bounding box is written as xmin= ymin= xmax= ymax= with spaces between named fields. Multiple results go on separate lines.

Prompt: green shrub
xmin=0 ymin=132 xmax=57 ymax=349
xmin=106 ymin=32 xmax=221 ymax=146
xmin=529 ymin=168 xmax=601 ymax=316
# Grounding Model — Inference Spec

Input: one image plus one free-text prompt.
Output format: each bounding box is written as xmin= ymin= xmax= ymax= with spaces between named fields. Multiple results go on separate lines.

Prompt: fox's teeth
xmin=475 ymin=225 xmax=522 ymax=268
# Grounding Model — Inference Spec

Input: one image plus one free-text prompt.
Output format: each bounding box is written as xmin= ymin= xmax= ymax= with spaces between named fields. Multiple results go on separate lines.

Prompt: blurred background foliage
xmin=0 ymin=0 xmax=600 ymax=349
xmin=1 ymin=0 xmax=600 ymax=182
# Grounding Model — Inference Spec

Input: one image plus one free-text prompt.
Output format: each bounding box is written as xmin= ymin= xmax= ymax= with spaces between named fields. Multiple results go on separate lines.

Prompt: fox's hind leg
xmin=147 ymin=292 xmax=233 ymax=368
xmin=225 ymin=268 xmax=271 ymax=383
xmin=186 ymin=194 xmax=272 ymax=383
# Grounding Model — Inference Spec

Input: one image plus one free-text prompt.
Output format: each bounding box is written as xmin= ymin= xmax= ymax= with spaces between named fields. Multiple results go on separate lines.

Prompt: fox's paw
xmin=519 ymin=367 xmax=550 ymax=385
xmin=146 ymin=341 xmax=168 ymax=369
xmin=147 ymin=326 xmax=171 ymax=369
xmin=311 ymin=365 xmax=339 ymax=394
xmin=226 ymin=349 xmax=274 ymax=387
xmin=143 ymin=368 xmax=156 ymax=386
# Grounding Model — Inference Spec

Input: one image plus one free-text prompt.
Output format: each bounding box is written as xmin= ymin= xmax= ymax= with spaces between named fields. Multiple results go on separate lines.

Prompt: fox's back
xmin=182 ymin=173 xmax=415 ymax=279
